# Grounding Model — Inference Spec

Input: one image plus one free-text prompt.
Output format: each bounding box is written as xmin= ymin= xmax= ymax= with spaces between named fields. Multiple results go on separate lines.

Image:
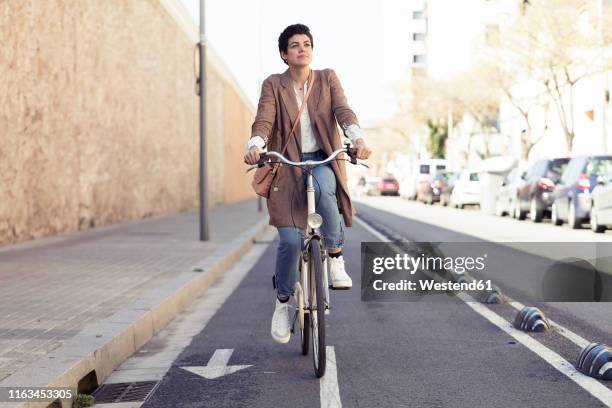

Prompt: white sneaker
xmin=271 ymin=298 xmax=291 ymax=343
xmin=329 ymin=256 xmax=352 ymax=288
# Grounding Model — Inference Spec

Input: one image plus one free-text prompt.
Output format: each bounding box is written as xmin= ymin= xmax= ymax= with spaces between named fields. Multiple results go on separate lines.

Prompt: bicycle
xmin=247 ymin=140 xmax=366 ymax=377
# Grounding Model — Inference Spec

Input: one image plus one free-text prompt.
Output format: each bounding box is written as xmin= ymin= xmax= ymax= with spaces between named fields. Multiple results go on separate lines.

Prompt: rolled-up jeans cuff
xmin=324 ymin=224 xmax=344 ymax=249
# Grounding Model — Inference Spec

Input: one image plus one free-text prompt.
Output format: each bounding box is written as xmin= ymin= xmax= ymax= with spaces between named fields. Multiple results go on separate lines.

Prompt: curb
xmin=0 ymin=218 xmax=270 ymax=408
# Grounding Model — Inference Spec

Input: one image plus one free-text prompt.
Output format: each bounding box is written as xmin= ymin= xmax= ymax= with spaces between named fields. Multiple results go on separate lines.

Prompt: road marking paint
xmin=320 ymin=346 xmax=342 ymax=408
xmin=461 ymin=294 xmax=612 ymax=407
xmin=181 ymin=348 xmax=252 ymax=380
xmin=508 ymin=301 xmax=591 ymax=349
xmin=355 ymin=216 xmax=612 ymax=407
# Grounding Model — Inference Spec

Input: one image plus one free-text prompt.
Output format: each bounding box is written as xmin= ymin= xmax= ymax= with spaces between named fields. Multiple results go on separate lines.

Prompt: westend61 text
xmin=372 ymin=279 xmax=493 ymax=292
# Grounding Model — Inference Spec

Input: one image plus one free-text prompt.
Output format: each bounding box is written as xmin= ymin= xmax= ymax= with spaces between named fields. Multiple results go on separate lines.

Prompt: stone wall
xmin=0 ymin=0 xmax=256 ymax=245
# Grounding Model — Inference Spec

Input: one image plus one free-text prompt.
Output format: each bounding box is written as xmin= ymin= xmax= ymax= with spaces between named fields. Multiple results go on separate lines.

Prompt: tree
xmin=511 ymin=0 xmax=604 ymax=151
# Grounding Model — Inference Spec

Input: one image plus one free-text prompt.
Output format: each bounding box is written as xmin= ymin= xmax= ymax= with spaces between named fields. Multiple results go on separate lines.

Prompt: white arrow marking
xmin=180 ymin=349 xmax=252 ymax=379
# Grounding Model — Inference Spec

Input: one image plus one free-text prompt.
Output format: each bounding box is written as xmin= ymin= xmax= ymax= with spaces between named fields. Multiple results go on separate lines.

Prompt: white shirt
xmin=245 ymin=79 xmax=365 ymax=153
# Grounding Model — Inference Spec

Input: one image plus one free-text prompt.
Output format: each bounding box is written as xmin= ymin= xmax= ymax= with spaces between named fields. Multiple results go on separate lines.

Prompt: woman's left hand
xmin=354 ymin=140 xmax=372 ymax=160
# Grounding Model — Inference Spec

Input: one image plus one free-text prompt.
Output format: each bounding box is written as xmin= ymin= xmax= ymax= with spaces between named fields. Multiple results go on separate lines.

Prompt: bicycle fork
xmin=305 ymin=170 xmax=330 ymax=314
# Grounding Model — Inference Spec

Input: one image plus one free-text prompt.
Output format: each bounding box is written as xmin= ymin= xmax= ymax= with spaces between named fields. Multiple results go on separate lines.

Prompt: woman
xmin=244 ymin=24 xmax=371 ymax=344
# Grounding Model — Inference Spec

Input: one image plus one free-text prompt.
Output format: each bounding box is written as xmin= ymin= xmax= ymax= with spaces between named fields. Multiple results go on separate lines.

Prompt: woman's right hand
xmin=244 ymin=146 xmax=263 ymax=165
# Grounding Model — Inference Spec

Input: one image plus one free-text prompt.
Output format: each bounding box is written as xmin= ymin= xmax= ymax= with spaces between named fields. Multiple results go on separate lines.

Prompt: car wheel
xmin=567 ymin=200 xmax=581 ymax=229
xmin=591 ymin=207 xmax=606 ymax=233
xmin=551 ymin=203 xmax=562 ymax=226
xmin=530 ymin=198 xmax=543 ymax=223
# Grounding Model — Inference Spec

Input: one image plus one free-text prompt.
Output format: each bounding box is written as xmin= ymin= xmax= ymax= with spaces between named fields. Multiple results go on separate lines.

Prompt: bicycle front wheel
xmin=309 ymin=238 xmax=326 ymax=378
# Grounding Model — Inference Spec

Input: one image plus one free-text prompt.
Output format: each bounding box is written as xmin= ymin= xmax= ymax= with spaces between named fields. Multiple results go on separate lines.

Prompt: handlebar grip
xmin=347 ymin=147 xmax=358 ymax=165
xmin=256 ymin=152 xmax=268 ymax=168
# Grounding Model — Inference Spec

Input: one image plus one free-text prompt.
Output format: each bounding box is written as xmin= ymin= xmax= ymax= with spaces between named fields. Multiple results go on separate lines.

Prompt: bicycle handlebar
xmin=261 ymin=146 xmax=357 ymax=168
xmin=245 ymin=142 xmax=363 ymax=171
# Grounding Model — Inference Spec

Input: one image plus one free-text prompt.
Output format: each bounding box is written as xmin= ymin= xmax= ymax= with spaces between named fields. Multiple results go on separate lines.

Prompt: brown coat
xmin=250 ymin=68 xmax=359 ymax=229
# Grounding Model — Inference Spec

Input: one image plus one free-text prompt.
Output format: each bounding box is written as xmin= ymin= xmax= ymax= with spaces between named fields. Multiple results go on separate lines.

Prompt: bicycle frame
xmin=302 ymin=167 xmax=330 ymax=315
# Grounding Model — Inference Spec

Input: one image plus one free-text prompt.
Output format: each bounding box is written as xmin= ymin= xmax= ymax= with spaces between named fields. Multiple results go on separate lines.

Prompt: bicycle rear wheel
xmin=301 ymin=313 xmax=310 ymax=356
xmin=309 ymin=239 xmax=326 ymax=378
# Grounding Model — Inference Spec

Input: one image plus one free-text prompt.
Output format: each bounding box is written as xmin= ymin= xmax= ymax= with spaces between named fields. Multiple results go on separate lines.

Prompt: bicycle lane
xmin=138 ymin=221 xmax=606 ymax=408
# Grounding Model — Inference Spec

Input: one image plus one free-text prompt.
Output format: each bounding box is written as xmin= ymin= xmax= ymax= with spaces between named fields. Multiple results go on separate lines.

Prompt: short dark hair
xmin=278 ymin=24 xmax=314 ymax=65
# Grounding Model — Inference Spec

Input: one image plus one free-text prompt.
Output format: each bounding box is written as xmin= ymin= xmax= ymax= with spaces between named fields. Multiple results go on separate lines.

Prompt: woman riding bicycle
xmin=243 ymin=24 xmax=372 ymax=344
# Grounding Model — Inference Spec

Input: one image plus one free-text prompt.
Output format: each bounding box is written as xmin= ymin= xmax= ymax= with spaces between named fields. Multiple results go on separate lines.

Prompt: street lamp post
xmin=199 ymin=0 xmax=209 ymax=241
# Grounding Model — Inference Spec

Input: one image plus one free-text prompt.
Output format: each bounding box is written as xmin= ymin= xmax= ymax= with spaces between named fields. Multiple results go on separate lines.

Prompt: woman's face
xmin=281 ymin=34 xmax=312 ymax=67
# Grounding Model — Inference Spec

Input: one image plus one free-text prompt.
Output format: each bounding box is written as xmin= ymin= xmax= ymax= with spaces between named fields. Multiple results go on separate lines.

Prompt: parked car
xmin=416 ymin=159 xmax=447 ymax=181
xmin=590 ymin=170 xmax=612 ymax=232
xmin=450 ymin=169 xmax=480 ymax=208
xmin=514 ymin=158 xmax=569 ymax=221
xmin=378 ymin=177 xmax=400 ymax=196
xmin=399 ymin=176 xmax=418 ymax=200
xmin=552 ymin=155 xmax=612 ymax=228
xmin=417 ymin=174 xmax=446 ymax=204
xmin=439 ymin=172 xmax=458 ymax=207
xmin=364 ymin=176 xmax=381 ymax=196
xmin=494 ymin=167 xmax=526 ymax=217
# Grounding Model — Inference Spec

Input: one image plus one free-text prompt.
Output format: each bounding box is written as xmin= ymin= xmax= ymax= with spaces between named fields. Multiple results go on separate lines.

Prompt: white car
xmin=399 ymin=177 xmax=417 ymax=200
xmin=450 ymin=169 xmax=481 ymax=209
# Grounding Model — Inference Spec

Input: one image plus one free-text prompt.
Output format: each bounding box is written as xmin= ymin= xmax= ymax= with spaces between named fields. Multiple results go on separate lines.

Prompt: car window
xmin=436 ymin=165 xmax=446 ymax=171
xmin=547 ymin=159 xmax=569 ymax=182
xmin=587 ymin=158 xmax=612 ymax=178
xmin=419 ymin=165 xmax=430 ymax=174
xmin=383 ymin=178 xmax=397 ymax=182
xmin=469 ymin=172 xmax=479 ymax=182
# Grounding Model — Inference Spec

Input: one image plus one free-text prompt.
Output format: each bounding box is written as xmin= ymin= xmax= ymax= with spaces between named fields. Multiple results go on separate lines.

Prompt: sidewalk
xmin=0 ymin=199 xmax=269 ymax=407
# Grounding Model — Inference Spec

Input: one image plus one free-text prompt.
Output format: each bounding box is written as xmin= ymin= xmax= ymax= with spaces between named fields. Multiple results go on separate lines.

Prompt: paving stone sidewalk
xmin=0 ymin=199 xmax=267 ymax=383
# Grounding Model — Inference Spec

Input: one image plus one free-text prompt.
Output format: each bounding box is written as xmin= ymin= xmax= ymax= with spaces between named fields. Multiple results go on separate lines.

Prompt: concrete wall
xmin=0 ymin=0 xmax=256 ymax=245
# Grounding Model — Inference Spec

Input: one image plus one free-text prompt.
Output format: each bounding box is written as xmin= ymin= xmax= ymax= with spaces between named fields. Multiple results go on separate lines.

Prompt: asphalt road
xmin=130 ymin=199 xmax=612 ymax=408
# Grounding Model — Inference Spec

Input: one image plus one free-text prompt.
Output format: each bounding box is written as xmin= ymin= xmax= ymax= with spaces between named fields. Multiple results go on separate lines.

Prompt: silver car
xmin=589 ymin=170 xmax=612 ymax=233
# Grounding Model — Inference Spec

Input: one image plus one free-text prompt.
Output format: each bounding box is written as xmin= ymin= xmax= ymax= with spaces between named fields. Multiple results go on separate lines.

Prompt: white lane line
xmin=353 ymin=215 xmax=388 ymax=241
xmin=354 ymin=216 xmax=612 ymax=407
xmin=461 ymin=294 xmax=612 ymax=407
xmin=508 ymin=301 xmax=591 ymax=349
xmin=320 ymin=346 xmax=342 ymax=408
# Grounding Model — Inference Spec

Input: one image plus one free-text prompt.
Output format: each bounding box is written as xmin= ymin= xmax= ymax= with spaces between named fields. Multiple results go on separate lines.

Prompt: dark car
xmin=514 ymin=158 xmax=569 ymax=221
xmin=552 ymin=155 xmax=612 ymax=228
xmin=378 ymin=177 xmax=400 ymax=196
xmin=494 ymin=167 xmax=526 ymax=217
xmin=439 ymin=172 xmax=458 ymax=206
xmin=417 ymin=174 xmax=447 ymax=204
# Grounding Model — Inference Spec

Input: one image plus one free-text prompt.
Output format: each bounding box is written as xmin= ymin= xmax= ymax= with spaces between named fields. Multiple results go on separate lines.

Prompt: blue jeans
xmin=275 ymin=150 xmax=345 ymax=297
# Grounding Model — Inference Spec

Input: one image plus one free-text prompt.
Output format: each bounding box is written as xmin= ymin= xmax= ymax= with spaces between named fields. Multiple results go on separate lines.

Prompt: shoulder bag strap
xmin=278 ymin=70 xmax=316 ymax=155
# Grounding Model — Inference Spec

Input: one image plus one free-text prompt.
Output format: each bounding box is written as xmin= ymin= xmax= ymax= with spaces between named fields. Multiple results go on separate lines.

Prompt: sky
xmin=179 ymin=0 xmax=482 ymax=127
